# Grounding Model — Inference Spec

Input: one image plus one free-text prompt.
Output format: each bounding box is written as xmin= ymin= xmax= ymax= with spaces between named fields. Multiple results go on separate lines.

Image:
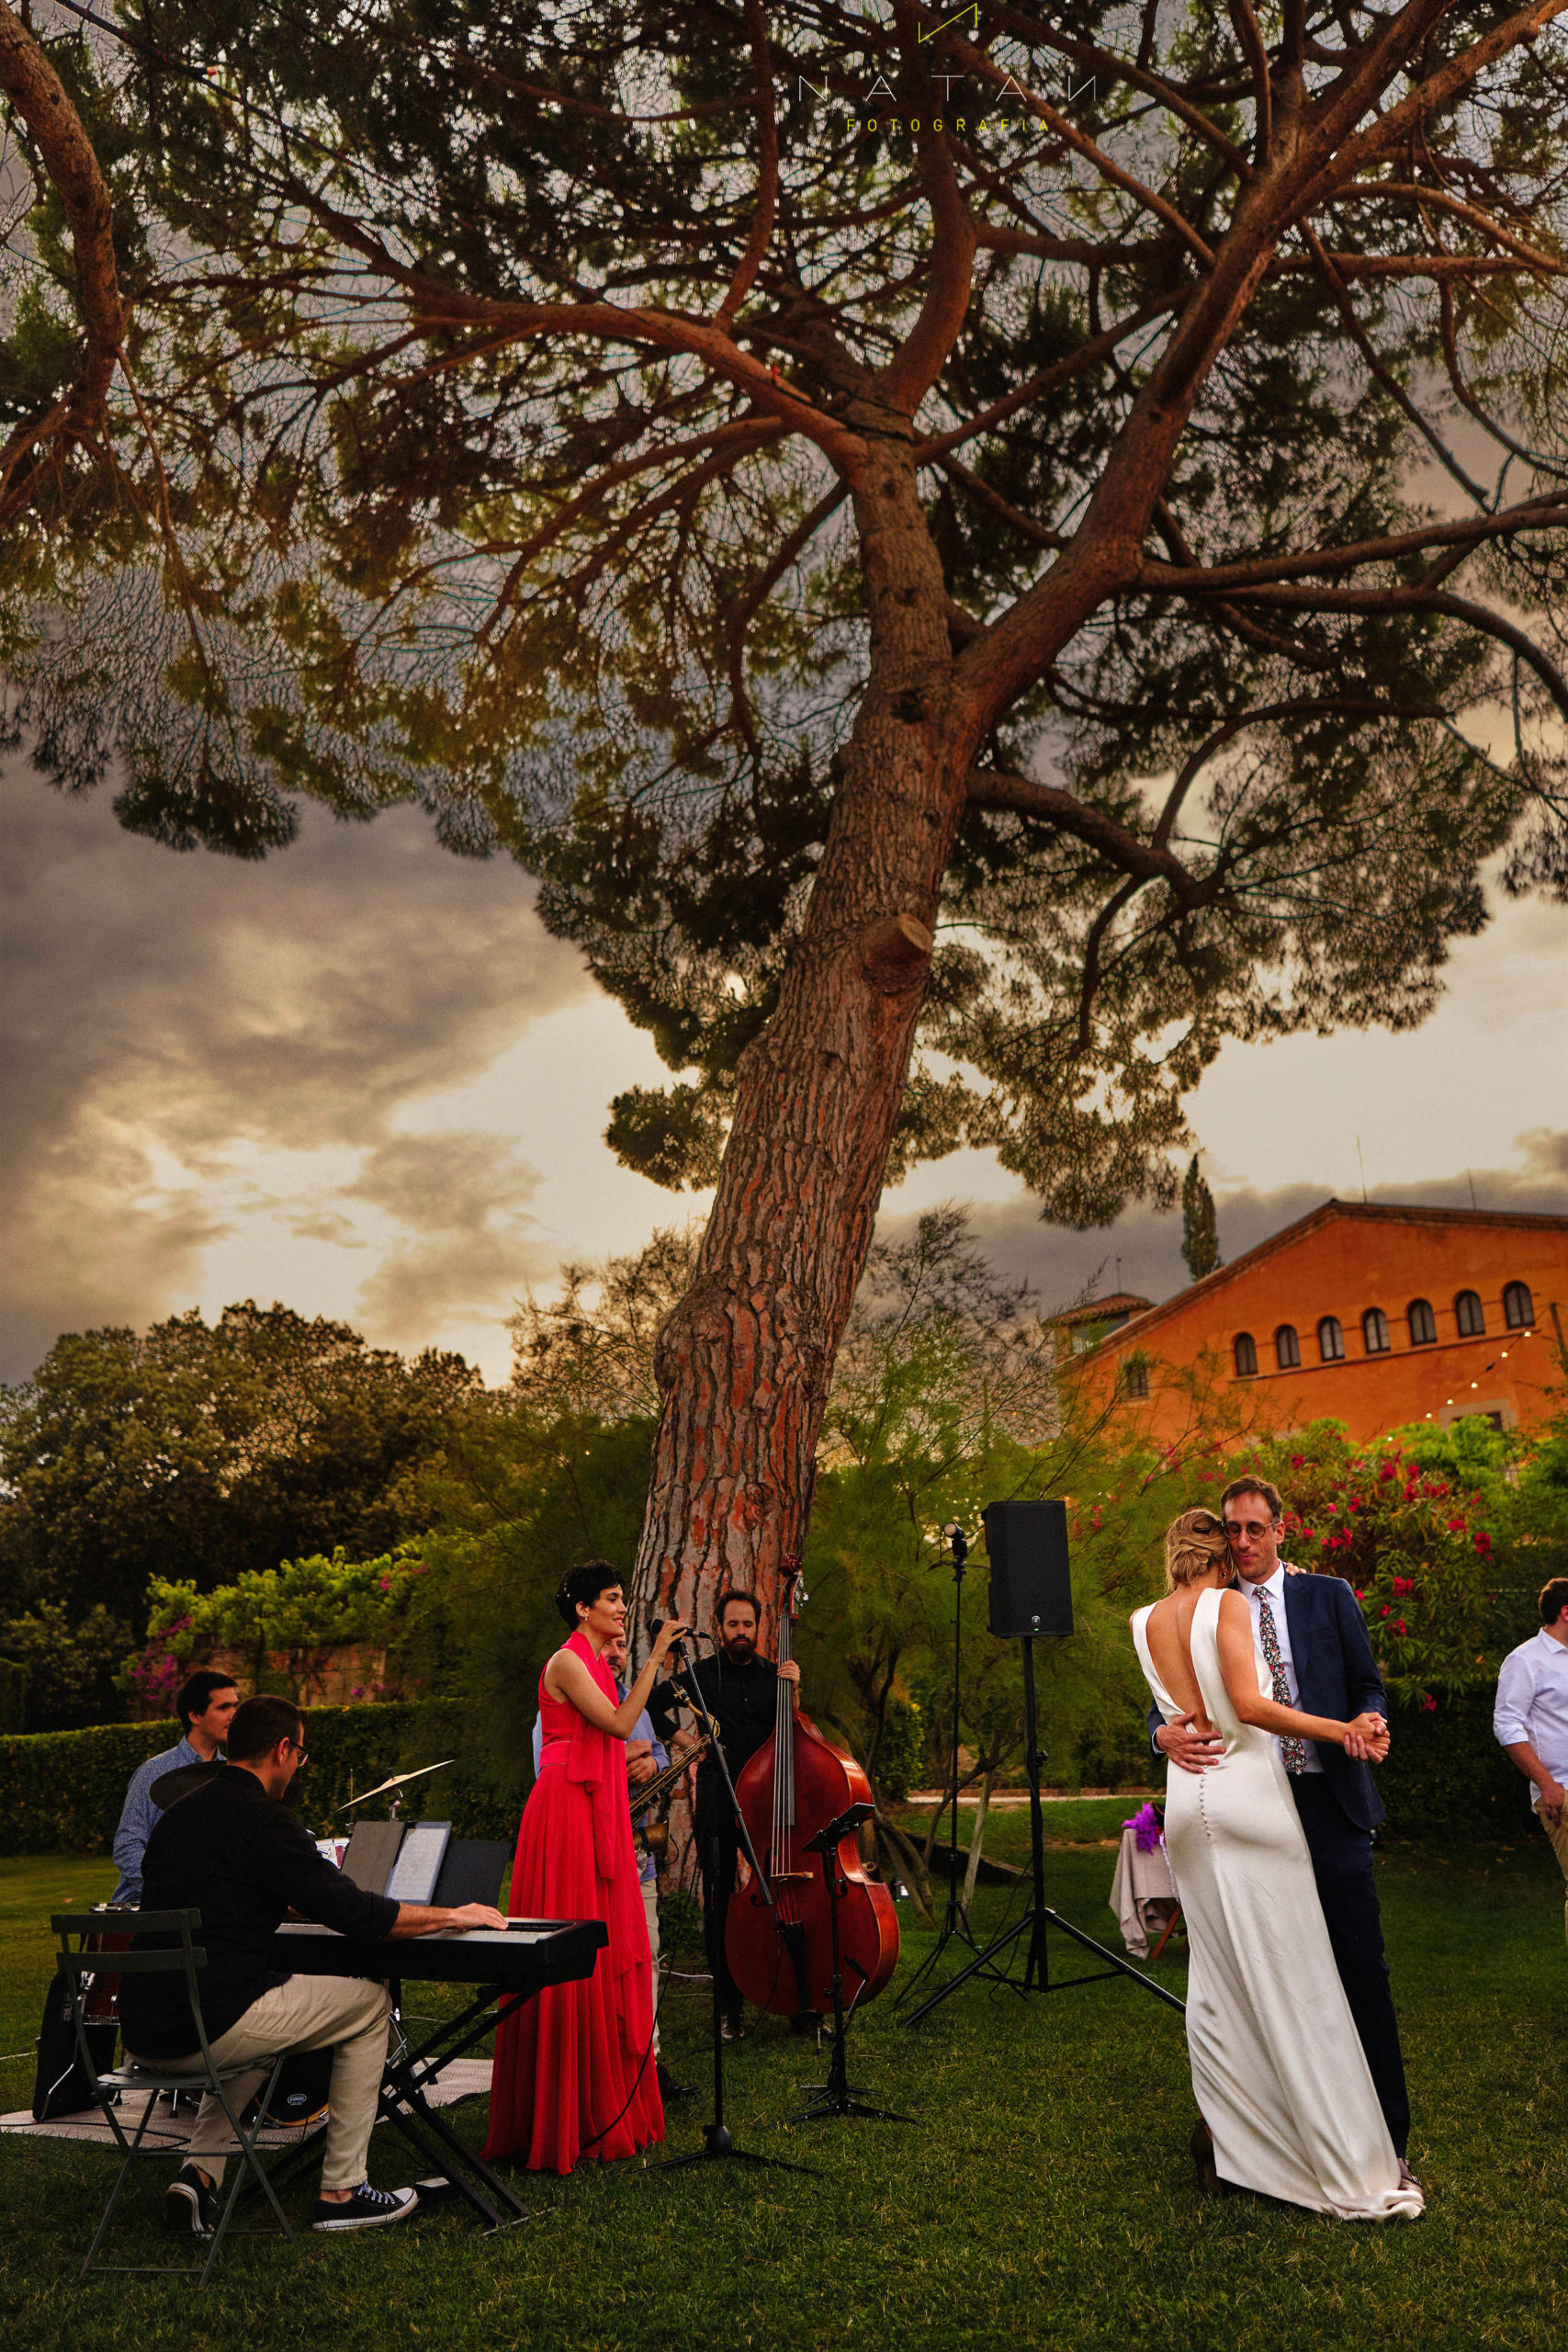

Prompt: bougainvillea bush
xmin=118 ymin=1544 xmax=435 ymax=1703
xmin=1233 ymin=1419 xmax=1552 ymax=1706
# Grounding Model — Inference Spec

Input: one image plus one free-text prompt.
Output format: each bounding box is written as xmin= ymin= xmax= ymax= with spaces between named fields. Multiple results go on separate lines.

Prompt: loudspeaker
xmin=983 ymin=1500 xmax=1073 ymax=1638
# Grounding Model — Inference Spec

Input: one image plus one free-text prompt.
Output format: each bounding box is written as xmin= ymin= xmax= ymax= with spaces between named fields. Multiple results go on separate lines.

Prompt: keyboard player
xmin=118 ymin=1694 xmax=505 ymax=2237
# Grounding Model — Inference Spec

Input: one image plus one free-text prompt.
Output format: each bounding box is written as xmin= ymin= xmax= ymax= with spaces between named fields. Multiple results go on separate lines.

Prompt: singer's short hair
xmin=715 ymin=1588 xmax=759 ymax=1629
xmin=555 ymin=1560 xmax=624 ymax=1630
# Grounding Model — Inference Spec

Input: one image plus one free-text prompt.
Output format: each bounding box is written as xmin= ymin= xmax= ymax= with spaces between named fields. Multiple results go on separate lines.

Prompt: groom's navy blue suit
xmin=1148 ymin=1570 xmax=1410 ymax=2157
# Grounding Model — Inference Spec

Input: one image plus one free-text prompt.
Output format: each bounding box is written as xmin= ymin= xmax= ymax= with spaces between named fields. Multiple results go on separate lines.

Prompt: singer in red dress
xmin=483 ymin=1562 xmax=688 ymax=2173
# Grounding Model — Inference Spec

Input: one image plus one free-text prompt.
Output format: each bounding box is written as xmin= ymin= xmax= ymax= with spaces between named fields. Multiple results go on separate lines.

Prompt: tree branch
xmin=1230 ymin=587 xmax=1568 ymax=723
xmin=876 ymin=7 xmax=977 ymax=413
xmin=0 ymin=2 xmax=127 ymax=504
xmin=714 ymin=0 xmax=776 ymax=329
xmin=1137 ymin=492 xmax=1568 ymax=593
xmin=1225 ymin=0 xmax=1273 ymax=162
xmin=914 ymin=295 xmax=1186 ymax=463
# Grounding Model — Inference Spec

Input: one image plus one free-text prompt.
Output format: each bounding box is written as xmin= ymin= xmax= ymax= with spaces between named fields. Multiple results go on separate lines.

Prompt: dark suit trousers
xmin=1291 ymin=1777 xmax=1410 ymax=2156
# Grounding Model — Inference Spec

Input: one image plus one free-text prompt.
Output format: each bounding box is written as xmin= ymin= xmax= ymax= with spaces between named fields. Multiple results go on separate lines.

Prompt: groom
xmin=1151 ymin=1475 xmax=1416 ymax=2191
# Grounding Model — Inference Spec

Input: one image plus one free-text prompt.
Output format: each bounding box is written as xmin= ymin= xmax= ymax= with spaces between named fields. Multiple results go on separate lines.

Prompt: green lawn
xmin=1 ymin=1835 xmax=1562 ymax=2352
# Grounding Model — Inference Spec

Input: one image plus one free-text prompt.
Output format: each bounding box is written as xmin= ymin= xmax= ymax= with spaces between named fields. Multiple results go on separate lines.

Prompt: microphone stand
xmin=651 ymin=1638 xmax=818 ymax=2178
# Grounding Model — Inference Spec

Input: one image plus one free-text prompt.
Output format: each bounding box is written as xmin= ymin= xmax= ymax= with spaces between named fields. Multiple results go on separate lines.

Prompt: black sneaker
xmin=310 ymin=2181 xmax=419 ymax=2233
xmin=656 ymin=2061 xmax=694 ymax=2101
xmin=720 ymin=2008 xmax=744 ymax=2042
xmin=165 ymin=2162 xmax=215 ymax=2234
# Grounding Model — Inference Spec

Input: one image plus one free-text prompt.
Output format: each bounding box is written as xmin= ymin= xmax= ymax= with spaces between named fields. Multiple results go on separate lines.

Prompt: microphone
xmin=649 ymin=1618 xmax=706 ymax=1647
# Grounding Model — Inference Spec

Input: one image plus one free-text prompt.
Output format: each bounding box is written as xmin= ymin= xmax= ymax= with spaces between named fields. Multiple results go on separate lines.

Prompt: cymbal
xmin=338 ymin=1758 xmax=455 ymax=1814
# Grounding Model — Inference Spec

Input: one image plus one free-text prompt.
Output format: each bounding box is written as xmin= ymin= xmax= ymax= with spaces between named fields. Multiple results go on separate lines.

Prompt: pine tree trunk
xmin=632 ymin=415 xmax=977 ymax=1651
xmin=959 ymin=1768 xmax=996 ymax=1924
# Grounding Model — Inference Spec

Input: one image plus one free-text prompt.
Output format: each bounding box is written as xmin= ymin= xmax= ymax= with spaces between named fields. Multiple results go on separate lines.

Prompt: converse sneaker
xmin=165 ymin=2161 xmax=215 ymax=2233
xmin=310 ymin=2180 xmax=419 ymax=2232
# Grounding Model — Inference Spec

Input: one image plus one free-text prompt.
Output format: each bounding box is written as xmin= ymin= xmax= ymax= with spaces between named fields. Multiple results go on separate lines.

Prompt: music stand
xmin=795 ymin=1804 xmax=913 ymax=2126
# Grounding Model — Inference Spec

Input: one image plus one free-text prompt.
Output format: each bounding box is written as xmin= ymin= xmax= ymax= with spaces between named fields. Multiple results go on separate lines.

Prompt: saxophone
xmin=631 ymin=1737 xmax=710 ymax=1858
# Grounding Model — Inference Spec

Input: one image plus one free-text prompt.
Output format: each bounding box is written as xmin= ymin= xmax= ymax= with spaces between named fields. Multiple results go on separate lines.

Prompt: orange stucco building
xmin=1077 ymin=1202 xmax=1568 ymax=1444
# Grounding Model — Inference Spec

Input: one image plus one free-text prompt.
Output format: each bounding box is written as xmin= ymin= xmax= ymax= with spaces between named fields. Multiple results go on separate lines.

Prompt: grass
xmin=1 ymin=1833 xmax=1563 ymax=2352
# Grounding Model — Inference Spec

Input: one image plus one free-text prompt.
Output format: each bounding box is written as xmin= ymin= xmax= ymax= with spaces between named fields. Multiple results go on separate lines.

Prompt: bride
xmin=1132 ymin=1509 xmax=1423 ymax=2222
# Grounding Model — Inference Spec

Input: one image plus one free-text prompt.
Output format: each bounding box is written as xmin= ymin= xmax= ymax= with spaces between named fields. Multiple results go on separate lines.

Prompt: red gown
xmin=483 ymin=1630 xmax=664 ymax=2171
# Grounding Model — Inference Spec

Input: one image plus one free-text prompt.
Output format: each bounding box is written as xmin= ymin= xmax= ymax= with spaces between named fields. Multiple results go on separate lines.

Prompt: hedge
xmin=0 ymin=1702 xmax=527 ymax=1857
xmin=1378 ymin=1688 xmax=1534 ymax=1842
xmin=0 ymin=1690 xmax=1535 ymax=1859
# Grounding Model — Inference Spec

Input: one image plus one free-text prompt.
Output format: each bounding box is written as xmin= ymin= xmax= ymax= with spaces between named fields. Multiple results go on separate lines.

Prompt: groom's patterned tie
xmin=1256 ymin=1589 xmax=1310 ymax=1775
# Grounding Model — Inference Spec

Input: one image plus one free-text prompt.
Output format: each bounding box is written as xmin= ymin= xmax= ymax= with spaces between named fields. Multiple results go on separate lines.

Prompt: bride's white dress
xmin=1133 ymin=1586 xmax=1422 ymax=2221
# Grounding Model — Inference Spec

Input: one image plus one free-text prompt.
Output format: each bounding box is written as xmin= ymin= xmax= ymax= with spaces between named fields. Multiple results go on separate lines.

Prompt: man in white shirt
xmin=1493 ymin=1576 xmax=1568 ymax=1949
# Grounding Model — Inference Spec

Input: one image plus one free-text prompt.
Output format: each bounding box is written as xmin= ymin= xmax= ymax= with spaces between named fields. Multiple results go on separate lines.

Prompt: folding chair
xmin=51 ymin=1908 xmax=297 ymax=2287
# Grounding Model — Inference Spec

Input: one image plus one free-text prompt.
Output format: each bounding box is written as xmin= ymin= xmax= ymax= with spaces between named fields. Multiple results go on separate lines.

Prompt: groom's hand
xmin=1345 ymin=1713 xmax=1390 ymax=1762
xmin=1157 ymin=1713 xmax=1223 ymax=1773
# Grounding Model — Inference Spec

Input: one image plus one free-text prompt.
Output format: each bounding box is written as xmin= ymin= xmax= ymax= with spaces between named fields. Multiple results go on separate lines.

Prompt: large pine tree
xmin=4 ymin=1 xmax=1565 ymax=1640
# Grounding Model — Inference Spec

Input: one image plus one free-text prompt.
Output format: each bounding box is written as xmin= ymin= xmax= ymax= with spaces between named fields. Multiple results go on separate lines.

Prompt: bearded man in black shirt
xmin=118 ymin=1694 xmax=504 ymax=2235
xmin=649 ymin=1589 xmax=800 ymax=2041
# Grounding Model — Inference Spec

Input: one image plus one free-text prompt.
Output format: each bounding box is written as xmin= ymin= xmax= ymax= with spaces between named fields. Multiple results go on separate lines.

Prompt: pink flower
xmin=378 ymin=1576 xmax=392 ymax=1591
xmin=1292 ymin=1453 xmax=1306 ymax=1469
xmin=1393 ymin=1619 xmax=1407 ymax=1636
xmin=1446 ymin=1518 xmax=1467 ymax=1534
xmin=1379 ymin=1462 xmax=1397 ymax=1484
xmin=1392 ymin=1577 xmax=1414 ymax=1598
xmin=1353 ymin=1589 xmax=1367 ymax=1601
xmin=1380 ymin=1603 xmax=1392 ymax=1618
xmin=1420 ymin=1694 xmax=1437 ymax=1713
xmin=1473 ymin=1532 xmax=1493 ymax=1557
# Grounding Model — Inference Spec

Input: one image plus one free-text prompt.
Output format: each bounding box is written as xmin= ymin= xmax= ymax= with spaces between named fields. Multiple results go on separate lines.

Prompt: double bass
xmin=724 ymin=1566 xmax=899 ymax=2018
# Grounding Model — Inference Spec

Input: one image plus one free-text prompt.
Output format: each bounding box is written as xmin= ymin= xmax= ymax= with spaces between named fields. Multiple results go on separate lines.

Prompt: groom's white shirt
xmin=1244 ymin=1563 xmax=1324 ymax=1775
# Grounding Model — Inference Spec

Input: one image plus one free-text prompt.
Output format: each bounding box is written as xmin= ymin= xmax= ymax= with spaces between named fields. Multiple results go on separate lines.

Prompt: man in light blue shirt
xmin=111 ymin=1669 xmax=239 ymax=1905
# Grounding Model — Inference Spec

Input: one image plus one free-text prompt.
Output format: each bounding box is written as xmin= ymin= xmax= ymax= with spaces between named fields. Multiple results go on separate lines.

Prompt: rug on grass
xmin=0 ymin=2059 xmax=492 ymax=2148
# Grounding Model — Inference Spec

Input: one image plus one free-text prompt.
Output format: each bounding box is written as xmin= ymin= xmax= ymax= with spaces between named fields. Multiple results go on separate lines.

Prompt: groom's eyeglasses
xmin=1224 ymin=1517 xmax=1276 ymax=1542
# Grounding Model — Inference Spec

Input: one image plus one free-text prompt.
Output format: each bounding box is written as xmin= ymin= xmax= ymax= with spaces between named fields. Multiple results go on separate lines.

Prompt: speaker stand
xmin=902 ymin=1638 xmax=1184 ymax=2029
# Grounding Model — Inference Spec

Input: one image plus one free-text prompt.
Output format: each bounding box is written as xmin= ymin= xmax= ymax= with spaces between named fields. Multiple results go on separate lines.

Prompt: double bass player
xmin=649 ymin=1589 xmax=799 ymax=2041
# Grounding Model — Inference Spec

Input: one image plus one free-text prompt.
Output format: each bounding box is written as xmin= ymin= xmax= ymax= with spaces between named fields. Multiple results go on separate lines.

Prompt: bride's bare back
xmin=1139 ymin=1584 xmax=1221 ymax=1734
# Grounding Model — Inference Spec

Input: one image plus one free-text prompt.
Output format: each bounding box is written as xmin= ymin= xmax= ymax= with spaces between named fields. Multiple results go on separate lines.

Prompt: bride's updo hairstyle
xmin=554 ymin=1559 xmax=624 ymax=1631
xmin=1165 ymin=1509 xmax=1229 ymax=1591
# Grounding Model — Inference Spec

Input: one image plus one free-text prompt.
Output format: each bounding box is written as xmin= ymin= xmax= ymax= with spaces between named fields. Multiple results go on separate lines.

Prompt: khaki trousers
xmin=1535 ymin=1795 xmax=1568 ymax=1951
xmin=133 ymin=1974 xmax=391 ymax=2192
xmin=642 ymin=1874 xmax=661 ymax=2058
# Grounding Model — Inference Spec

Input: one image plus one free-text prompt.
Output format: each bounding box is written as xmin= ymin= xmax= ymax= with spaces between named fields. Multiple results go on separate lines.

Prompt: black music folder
xmin=341 ymin=1818 xmax=405 ymax=1896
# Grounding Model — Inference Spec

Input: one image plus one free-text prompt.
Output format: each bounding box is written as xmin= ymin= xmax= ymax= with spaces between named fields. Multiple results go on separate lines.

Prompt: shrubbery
xmin=0 ymin=1700 xmax=524 ymax=1855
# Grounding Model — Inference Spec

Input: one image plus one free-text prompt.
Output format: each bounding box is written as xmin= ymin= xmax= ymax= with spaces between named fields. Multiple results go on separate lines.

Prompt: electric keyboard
xmin=270 ymin=1917 xmax=605 ymax=1992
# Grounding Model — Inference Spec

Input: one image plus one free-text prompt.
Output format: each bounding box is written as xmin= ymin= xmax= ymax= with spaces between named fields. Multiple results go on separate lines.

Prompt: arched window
xmin=1407 ymin=1298 xmax=1437 ymax=1346
xmin=1455 ymin=1289 xmax=1484 ymax=1338
xmin=1362 ymin=1307 xmax=1391 ymax=1355
xmin=1317 ymin=1316 xmax=1345 ymax=1363
xmin=1122 ymin=1353 xmax=1150 ymax=1399
xmin=1503 ymin=1281 xmax=1534 ymax=1329
xmin=1274 ymin=1324 xmax=1301 ymax=1370
xmin=1233 ymin=1332 xmax=1258 ymax=1378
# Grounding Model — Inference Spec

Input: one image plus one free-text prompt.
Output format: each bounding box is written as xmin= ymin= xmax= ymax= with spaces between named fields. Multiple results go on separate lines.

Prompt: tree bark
xmin=959 ymin=1768 xmax=997 ymax=1924
xmin=632 ymin=402 xmax=975 ymax=1654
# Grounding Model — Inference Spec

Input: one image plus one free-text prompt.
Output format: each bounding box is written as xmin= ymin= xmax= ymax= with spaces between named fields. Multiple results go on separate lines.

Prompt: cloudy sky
xmin=3 ymin=747 xmax=1565 ymax=1386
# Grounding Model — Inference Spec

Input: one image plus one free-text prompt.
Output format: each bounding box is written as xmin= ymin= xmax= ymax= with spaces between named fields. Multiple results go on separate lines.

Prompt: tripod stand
xmin=652 ymin=1642 xmax=818 ymax=2179
xmin=897 ymin=1524 xmax=1011 ymax=2007
xmin=902 ymin=1636 xmax=1186 ymax=2028
xmin=795 ymin=1804 xmax=913 ymax=2125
